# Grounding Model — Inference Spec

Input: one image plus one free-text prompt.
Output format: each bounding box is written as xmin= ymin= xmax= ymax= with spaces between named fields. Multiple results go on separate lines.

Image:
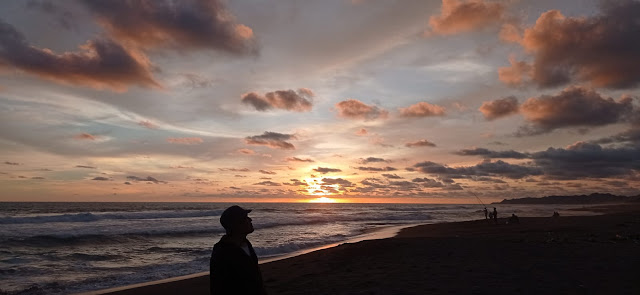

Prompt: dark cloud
xmin=253 ymin=181 xmax=281 ymax=186
xmin=242 ymin=89 xmax=313 ymax=112
xmin=518 ymin=87 xmax=633 ymax=135
xmin=478 ymin=96 xmax=519 ymax=120
xmin=0 ymin=21 xmax=159 ymax=91
xmin=91 ymin=177 xmax=110 ymax=181
xmin=531 ymin=142 xmax=640 ymax=180
xmin=334 ymin=99 xmax=388 ymax=121
xmin=354 ymin=166 xmax=397 ymax=172
xmin=80 ymin=0 xmax=256 ymax=55
xmin=313 ymin=167 xmax=342 ymax=174
xmin=285 ymin=157 xmax=315 ymax=163
xmin=501 ymin=1 xmax=640 ymax=88
xmin=427 ymin=0 xmax=506 ymax=35
xmin=31 ymin=176 xmax=45 ymax=180
xmin=320 ymin=178 xmax=354 ymax=187
xmin=283 ymin=179 xmax=306 ymax=186
xmin=405 ymin=139 xmax=436 ymax=148
xmin=411 ymin=177 xmax=445 ymax=188
xmin=126 ymin=175 xmax=167 ymax=184
xmin=398 ymin=102 xmax=446 ymax=118
xmin=4 ymin=161 xmax=19 ymax=165
xmin=382 ymin=173 xmax=402 ymax=179
xmin=411 ymin=160 xmax=542 ymax=179
xmin=75 ymin=165 xmax=97 ymax=169
xmin=219 ymin=168 xmax=250 ymax=172
xmin=124 ymin=182 xmax=132 ymax=185
xmin=245 ymin=132 xmax=296 ymax=150
xmin=259 ymin=170 xmax=276 ymax=175
xmin=359 ymin=157 xmax=390 ymax=164
xmin=456 ymin=148 xmax=529 ymax=159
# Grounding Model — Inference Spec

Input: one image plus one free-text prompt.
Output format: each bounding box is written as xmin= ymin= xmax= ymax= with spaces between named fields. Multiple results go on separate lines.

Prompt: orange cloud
xmin=0 ymin=21 xmax=159 ymax=92
xmin=81 ymin=0 xmax=256 ymax=54
xmin=245 ymin=131 xmax=297 ymax=150
xmin=74 ymin=133 xmax=98 ymax=140
xmin=405 ymin=139 xmax=437 ymax=148
xmin=242 ymin=89 xmax=314 ymax=112
xmin=504 ymin=2 xmax=640 ymax=89
xmin=237 ymin=148 xmax=255 ymax=155
xmin=355 ymin=128 xmax=368 ymax=136
xmin=399 ymin=102 xmax=446 ymax=118
xmin=518 ymin=86 xmax=634 ymax=135
xmin=334 ymin=99 xmax=388 ymax=120
xmin=498 ymin=56 xmax=532 ymax=86
xmin=167 ymin=137 xmax=204 ymax=145
xmin=428 ymin=0 xmax=506 ymax=35
xmin=479 ymin=96 xmax=519 ymax=120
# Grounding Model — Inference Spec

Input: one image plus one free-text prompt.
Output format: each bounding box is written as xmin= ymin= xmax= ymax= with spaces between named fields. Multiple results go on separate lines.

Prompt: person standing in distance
xmin=210 ymin=205 xmax=267 ymax=295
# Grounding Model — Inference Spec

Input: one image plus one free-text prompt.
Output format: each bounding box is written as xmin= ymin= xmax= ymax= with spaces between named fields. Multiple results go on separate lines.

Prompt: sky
xmin=1 ymin=0 xmax=639 ymax=203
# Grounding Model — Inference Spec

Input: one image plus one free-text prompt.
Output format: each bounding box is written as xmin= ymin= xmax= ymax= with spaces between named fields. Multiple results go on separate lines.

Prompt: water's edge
xmin=75 ymin=222 xmax=429 ymax=295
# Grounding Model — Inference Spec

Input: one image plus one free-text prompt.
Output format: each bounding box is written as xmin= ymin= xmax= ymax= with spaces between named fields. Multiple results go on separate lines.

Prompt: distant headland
xmin=494 ymin=193 xmax=640 ymax=204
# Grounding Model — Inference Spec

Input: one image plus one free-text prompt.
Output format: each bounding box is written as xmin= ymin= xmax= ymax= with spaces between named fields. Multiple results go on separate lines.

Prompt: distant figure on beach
xmin=553 ymin=211 xmax=560 ymax=218
xmin=492 ymin=207 xmax=498 ymax=224
xmin=210 ymin=205 xmax=267 ymax=295
xmin=508 ymin=213 xmax=519 ymax=224
xmin=484 ymin=207 xmax=488 ymax=220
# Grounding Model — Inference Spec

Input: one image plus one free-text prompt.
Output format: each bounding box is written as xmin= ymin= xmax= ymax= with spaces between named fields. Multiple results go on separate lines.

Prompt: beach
xmin=95 ymin=204 xmax=640 ymax=295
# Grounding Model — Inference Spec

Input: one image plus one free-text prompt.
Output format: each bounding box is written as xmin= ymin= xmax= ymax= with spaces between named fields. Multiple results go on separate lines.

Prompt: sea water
xmin=0 ymin=202 xmax=599 ymax=295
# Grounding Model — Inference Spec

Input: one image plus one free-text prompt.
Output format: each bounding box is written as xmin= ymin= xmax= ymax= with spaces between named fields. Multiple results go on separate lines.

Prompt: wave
xmin=0 ymin=210 xmax=224 ymax=225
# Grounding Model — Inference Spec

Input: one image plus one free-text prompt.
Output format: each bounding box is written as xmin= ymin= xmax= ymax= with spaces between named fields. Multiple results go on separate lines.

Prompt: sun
xmin=307 ymin=197 xmax=338 ymax=203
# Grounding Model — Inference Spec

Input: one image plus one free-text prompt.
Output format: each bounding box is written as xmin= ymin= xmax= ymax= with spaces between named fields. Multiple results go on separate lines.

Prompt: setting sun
xmin=307 ymin=197 xmax=339 ymax=203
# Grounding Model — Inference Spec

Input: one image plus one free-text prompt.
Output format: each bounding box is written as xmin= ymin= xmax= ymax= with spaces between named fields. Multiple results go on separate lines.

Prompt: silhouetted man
xmin=492 ymin=207 xmax=498 ymax=224
xmin=484 ymin=207 xmax=488 ymax=220
xmin=210 ymin=205 xmax=266 ymax=295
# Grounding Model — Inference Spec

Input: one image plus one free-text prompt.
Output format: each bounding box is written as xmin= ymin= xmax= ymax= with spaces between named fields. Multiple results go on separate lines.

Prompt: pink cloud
xmin=399 ymin=102 xmax=446 ymax=118
xmin=242 ymin=88 xmax=314 ymax=112
xmin=479 ymin=96 xmax=519 ymax=120
xmin=334 ymin=99 xmax=388 ymax=121
xmin=167 ymin=137 xmax=204 ymax=145
xmin=428 ymin=0 xmax=506 ymax=35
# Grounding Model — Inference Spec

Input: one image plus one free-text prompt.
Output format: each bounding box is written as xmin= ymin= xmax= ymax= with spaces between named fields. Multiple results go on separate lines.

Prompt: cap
xmin=220 ymin=205 xmax=252 ymax=230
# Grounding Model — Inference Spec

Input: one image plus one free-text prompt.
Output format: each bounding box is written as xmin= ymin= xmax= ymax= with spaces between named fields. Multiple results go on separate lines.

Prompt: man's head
xmin=220 ymin=205 xmax=254 ymax=235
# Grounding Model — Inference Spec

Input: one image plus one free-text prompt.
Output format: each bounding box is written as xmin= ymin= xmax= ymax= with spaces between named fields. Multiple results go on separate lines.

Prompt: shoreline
xmin=80 ymin=204 xmax=639 ymax=295
xmin=76 ymin=223 xmax=427 ymax=295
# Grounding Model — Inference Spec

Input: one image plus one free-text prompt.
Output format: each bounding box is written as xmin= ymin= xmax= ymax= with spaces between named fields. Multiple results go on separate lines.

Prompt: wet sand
xmin=97 ymin=205 xmax=640 ymax=295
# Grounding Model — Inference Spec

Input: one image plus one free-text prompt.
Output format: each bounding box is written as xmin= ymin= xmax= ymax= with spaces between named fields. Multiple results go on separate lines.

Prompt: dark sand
xmin=98 ymin=205 xmax=640 ymax=295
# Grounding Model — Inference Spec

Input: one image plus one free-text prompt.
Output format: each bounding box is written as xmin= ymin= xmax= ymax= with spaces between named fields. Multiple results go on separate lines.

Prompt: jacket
xmin=210 ymin=236 xmax=267 ymax=295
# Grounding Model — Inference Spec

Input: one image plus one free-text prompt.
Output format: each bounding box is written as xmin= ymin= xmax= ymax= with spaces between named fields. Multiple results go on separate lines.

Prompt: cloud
xmin=382 ymin=173 xmax=403 ymax=179
xmin=73 ymin=133 xmax=99 ymax=141
xmin=4 ymin=161 xmax=19 ymax=165
xmin=405 ymin=139 xmax=436 ymax=148
xmin=531 ymin=142 xmax=640 ymax=180
xmin=0 ymin=21 xmax=159 ymax=91
xmin=253 ymin=181 xmax=281 ymax=186
xmin=398 ymin=102 xmax=446 ymax=118
xmin=91 ymin=177 xmax=110 ymax=181
xmin=498 ymin=56 xmax=532 ymax=86
xmin=410 ymin=160 xmax=542 ymax=179
xmin=242 ymin=89 xmax=314 ymax=112
xmin=411 ymin=177 xmax=445 ymax=188
xmin=245 ymin=131 xmax=297 ymax=150
xmin=138 ymin=121 xmax=158 ymax=129
xmin=283 ymin=179 xmax=306 ymax=186
xmin=518 ymin=87 xmax=633 ymax=135
xmin=320 ymin=178 xmax=354 ymax=187
xmin=456 ymin=148 xmax=529 ymax=159
xmin=167 ymin=137 xmax=204 ymax=145
xmin=313 ymin=167 xmax=342 ymax=174
xmin=334 ymin=99 xmax=388 ymax=120
xmin=75 ymin=165 xmax=97 ymax=169
xmin=126 ymin=175 xmax=167 ymax=184
xmin=502 ymin=1 xmax=640 ymax=88
xmin=124 ymin=181 xmax=132 ymax=185
xmin=359 ymin=157 xmax=390 ymax=164
xmin=259 ymin=169 xmax=276 ymax=175
xmin=427 ymin=0 xmax=506 ymax=35
xmin=479 ymin=96 xmax=519 ymax=120
xmin=236 ymin=148 xmax=255 ymax=155
xmin=26 ymin=0 xmax=76 ymax=30
xmin=285 ymin=157 xmax=315 ymax=163
xmin=355 ymin=166 xmax=397 ymax=172
xmin=355 ymin=128 xmax=368 ymax=136
xmin=219 ymin=168 xmax=250 ymax=172
xmin=80 ymin=0 xmax=256 ymax=55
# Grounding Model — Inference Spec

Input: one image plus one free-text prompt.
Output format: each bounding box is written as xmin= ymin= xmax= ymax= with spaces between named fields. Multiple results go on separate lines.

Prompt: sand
xmin=96 ymin=205 xmax=640 ymax=295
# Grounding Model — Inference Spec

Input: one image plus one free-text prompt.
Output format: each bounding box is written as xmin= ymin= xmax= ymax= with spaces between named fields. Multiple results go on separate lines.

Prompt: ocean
xmin=0 ymin=202 xmax=600 ymax=295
